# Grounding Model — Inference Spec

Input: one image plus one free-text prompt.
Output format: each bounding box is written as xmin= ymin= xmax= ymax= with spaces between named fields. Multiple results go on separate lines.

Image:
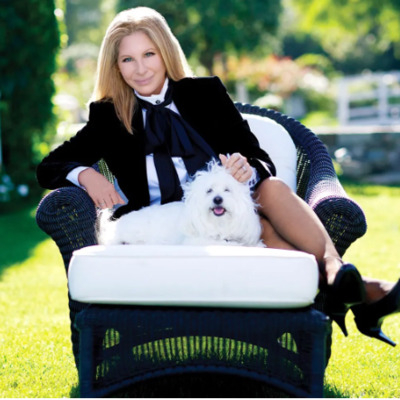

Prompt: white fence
xmin=338 ymin=71 xmax=400 ymax=126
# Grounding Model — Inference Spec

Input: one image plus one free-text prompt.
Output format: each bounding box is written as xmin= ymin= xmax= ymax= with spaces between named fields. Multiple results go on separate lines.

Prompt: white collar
xmin=135 ymin=78 xmax=169 ymax=105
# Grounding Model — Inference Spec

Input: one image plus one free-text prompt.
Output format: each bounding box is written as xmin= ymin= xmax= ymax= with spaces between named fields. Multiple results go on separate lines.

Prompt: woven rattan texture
xmin=76 ymin=306 xmax=330 ymax=398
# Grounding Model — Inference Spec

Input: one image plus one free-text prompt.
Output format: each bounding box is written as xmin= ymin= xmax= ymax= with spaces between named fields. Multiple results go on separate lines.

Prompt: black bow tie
xmin=137 ymin=82 xmax=216 ymax=204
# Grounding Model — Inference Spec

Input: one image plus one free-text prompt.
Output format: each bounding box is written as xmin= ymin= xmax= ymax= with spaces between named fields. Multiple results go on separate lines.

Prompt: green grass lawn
xmin=0 ymin=184 xmax=399 ymax=398
xmin=0 ymin=200 xmax=78 ymax=398
xmin=323 ymin=183 xmax=400 ymax=398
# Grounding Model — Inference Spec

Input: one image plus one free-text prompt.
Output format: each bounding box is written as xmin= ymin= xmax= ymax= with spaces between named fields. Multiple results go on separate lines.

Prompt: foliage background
xmin=117 ymin=0 xmax=282 ymax=74
xmin=284 ymin=0 xmax=400 ymax=74
xmin=1 ymin=0 xmax=400 ymax=194
xmin=0 ymin=0 xmax=59 ymax=189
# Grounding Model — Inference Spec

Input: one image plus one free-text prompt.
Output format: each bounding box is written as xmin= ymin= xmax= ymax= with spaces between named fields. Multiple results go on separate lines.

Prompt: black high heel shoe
xmin=352 ymin=279 xmax=400 ymax=347
xmin=325 ymin=263 xmax=366 ymax=336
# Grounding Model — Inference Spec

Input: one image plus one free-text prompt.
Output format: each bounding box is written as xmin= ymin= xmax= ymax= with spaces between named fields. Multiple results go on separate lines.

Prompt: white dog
xmin=97 ymin=162 xmax=264 ymax=247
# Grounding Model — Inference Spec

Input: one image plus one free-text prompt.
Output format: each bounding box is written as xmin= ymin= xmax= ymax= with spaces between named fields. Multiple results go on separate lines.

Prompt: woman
xmin=37 ymin=7 xmax=399 ymax=345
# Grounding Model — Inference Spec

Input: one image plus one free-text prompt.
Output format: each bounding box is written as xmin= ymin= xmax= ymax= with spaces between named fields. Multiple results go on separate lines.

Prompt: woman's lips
xmin=134 ymin=77 xmax=152 ymax=86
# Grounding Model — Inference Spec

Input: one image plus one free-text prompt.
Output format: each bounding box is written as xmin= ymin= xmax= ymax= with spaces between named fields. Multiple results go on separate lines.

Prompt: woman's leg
xmin=255 ymin=177 xmax=343 ymax=285
xmin=255 ymin=177 xmax=394 ymax=303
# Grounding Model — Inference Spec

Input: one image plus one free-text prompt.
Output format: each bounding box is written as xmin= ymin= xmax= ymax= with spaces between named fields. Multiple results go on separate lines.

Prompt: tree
xmin=0 ymin=0 xmax=60 ymax=189
xmin=65 ymin=0 xmax=116 ymax=46
xmin=283 ymin=0 xmax=400 ymax=73
xmin=117 ymin=0 xmax=282 ymax=73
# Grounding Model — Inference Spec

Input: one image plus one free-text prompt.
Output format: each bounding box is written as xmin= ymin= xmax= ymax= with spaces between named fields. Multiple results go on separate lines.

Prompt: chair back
xmin=234 ymin=103 xmax=337 ymax=202
xmin=240 ymin=112 xmax=297 ymax=192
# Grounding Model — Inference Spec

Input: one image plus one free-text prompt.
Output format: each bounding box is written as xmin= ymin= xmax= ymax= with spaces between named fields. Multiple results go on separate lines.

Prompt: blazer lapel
xmin=115 ymin=106 xmax=151 ymax=211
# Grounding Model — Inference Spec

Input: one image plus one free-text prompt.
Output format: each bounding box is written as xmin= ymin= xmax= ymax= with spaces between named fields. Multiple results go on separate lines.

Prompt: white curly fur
xmin=97 ymin=162 xmax=264 ymax=247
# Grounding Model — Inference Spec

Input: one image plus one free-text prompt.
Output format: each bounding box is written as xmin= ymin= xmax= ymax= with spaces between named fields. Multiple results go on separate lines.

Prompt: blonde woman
xmin=37 ymin=7 xmax=399 ymax=345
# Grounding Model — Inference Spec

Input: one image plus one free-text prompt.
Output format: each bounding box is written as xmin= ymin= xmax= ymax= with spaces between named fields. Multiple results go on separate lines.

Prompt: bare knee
xmin=254 ymin=177 xmax=295 ymax=207
xmin=256 ymin=177 xmax=331 ymax=261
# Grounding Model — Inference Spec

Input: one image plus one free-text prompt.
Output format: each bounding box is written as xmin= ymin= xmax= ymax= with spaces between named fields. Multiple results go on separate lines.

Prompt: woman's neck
xmin=135 ymin=78 xmax=169 ymax=105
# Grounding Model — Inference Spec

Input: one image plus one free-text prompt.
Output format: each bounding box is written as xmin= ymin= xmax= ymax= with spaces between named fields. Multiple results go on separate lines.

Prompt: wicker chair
xmin=36 ymin=104 xmax=367 ymax=397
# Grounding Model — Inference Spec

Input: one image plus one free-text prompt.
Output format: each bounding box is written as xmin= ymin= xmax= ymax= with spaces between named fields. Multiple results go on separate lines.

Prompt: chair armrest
xmin=308 ymin=180 xmax=367 ymax=257
xmin=36 ymin=186 xmax=98 ymax=272
xmin=295 ymin=126 xmax=367 ymax=256
xmin=234 ymin=103 xmax=367 ymax=256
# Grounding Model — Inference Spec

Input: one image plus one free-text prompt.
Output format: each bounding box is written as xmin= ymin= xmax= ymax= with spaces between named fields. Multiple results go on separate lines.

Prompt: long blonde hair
xmin=92 ymin=7 xmax=193 ymax=133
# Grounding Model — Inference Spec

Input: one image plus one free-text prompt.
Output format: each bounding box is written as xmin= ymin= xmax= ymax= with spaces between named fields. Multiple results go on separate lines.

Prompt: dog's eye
xmin=207 ymin=189 xmax=213 ymax=194
xmin=224 ymin=188 xmax=230 ymax=192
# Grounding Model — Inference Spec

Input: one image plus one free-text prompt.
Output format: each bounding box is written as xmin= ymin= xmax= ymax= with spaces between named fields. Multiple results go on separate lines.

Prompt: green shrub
xmin=0 ymin=0 xmax=59 ymax=190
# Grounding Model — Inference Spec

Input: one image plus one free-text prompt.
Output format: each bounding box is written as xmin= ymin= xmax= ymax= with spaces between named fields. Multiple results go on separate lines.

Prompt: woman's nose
xmin=135 ymin=60 xmax=147 ymax=74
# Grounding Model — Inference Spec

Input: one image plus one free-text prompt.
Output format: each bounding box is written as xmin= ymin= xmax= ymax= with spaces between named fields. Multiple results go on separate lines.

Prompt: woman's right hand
xmin=78 ymin=168 xmax=126 ymax=209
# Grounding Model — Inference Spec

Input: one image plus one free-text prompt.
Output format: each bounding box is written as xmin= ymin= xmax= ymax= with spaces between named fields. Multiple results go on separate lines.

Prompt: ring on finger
xmin=241 ymin=165 xmax=247 ymax=172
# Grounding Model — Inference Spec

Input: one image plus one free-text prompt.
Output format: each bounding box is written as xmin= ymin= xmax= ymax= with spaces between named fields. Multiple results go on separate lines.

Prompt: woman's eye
xmin=144 ymin=52 xmax=155 ymax=57
xmin=122 ymin=57 xmax=133 ymax=63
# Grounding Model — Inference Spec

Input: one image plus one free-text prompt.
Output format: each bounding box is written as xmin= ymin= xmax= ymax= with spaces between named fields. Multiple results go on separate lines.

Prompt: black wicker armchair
xmin=36 ymin=105 xmax=367 ymax=397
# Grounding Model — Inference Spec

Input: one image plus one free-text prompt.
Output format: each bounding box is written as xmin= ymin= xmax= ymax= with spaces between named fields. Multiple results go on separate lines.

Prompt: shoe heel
xmin=376 ymin=330 xmax=397 ymax=347
xmin=326 ymin=297 xmax=350 ymax=336
xmin=354 ymin=312 xmax=397 ymax=347
xmin=325 ymin=263 xmax=365 ymax=336
xmin=331 ymin=313 xmax=348 ymax=337
xmin=352 ymin=279 xmax=400 ymax=347
xmin=335 ymin=263 xmax=366 ymax=306
xmin=355 ymin=323 xmax=397 ymax=347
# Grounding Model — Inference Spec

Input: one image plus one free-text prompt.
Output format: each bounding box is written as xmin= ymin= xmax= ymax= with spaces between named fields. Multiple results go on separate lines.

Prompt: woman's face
xmin=117 ymin=31 xmax=167 ymax=96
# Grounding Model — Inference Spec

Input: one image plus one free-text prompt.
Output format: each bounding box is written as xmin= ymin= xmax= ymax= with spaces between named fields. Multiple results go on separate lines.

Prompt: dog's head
xmin=184 ymin=162 xmax=252 ymax=216
xmin=182 ymin=162 xmax=262 ymax=244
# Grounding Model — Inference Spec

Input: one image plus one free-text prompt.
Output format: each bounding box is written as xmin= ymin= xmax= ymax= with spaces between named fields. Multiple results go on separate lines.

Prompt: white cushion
xmin=68 ymin=245 xmax=318 ymax=309
xmin=242 ymin=113 xmax=297 ymax=192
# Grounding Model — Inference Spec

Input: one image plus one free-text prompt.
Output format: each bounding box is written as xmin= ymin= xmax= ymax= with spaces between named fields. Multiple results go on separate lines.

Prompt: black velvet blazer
xmin=37 ymin=76 xmax=276 ymax=217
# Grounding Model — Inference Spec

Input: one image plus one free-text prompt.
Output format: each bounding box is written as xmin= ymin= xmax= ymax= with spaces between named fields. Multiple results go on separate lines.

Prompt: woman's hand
xmin=219 ymin=153 xmax=253 ymax=183
xmin=78 ymin=168 xmax=126 ymax=209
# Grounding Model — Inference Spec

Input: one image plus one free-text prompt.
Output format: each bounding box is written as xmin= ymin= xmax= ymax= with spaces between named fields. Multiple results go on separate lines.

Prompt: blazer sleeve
xmin=211 ymin=77 xmax=276 ymax=181
xmin=36 ymin=102 xmax=113 ymax=189
xmin=175 ymin=76 xmax=276 ymax=182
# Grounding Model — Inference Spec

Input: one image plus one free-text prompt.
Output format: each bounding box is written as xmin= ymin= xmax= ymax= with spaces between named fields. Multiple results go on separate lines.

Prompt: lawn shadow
xmin=69 ymin=384 xmax=80 ymax=398
xmin=324 ymin=383 xmax=348 ymax=398
xmin=67 ymin=376 xmax=349 ymax=398
xmin=68 ymin=374 xmax=341 ymax=398
xmin=0 ymin=196 xmax=48 ymax=278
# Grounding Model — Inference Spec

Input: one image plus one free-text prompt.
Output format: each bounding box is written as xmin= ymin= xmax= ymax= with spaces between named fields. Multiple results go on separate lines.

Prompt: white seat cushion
xmin=242 ymin=113 xmax=297 ymax=192
xmin=68 ymin=245 xmax=318 ymax=309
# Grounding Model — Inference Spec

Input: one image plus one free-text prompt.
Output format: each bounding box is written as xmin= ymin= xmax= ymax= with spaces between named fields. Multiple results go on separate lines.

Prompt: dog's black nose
xmin=213 ymin=196 xmax=223 ymax=205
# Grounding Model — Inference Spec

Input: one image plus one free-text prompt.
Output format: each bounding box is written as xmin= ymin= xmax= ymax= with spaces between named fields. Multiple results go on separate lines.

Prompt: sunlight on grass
xmin=344 ymin=184 xmax=400 ymax=281
xmin=1 ymin=184 xmax=400 ymax=397
xmin=323 ymin=184 xmax=400 ymax=398
xmin=0 ymin=238 xmax=78 ymax=398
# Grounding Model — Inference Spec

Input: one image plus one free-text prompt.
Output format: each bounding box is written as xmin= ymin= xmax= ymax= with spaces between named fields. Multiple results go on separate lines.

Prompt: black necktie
xmin=137 ymin=83 xmax=216 ymax=204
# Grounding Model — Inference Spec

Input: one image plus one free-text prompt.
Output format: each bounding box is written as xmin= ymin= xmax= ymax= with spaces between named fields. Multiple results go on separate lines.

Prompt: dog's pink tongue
xmin=213 ymin=207 xmax=225 ymax=216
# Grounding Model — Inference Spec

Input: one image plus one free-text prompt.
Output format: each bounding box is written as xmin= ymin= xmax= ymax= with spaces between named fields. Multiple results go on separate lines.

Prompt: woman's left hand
xmin=219 ymin=153 xmax=253 ymax=183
